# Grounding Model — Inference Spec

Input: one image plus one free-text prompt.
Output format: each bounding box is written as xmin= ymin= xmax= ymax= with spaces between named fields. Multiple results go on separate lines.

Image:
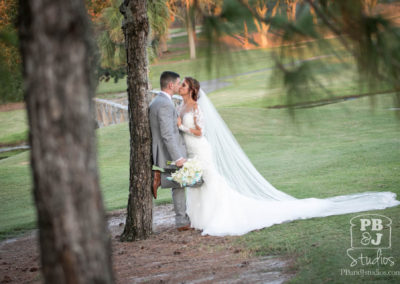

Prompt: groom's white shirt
xmin=159 ymin=90 xmax=184 ymax=164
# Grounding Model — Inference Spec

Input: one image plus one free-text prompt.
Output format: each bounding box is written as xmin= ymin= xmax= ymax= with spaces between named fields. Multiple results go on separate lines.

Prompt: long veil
xmin=197 ymin=89 xmax=400 ymax=215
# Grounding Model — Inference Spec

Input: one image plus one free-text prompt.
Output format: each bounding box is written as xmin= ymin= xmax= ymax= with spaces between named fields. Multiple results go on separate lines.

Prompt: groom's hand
xmin=175 ymin=158 xmax=186 ymax=167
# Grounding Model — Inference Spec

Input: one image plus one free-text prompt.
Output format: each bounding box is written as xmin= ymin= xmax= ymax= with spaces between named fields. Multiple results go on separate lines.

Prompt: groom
xmin=149 ymin=71 xmax=191 ymax=231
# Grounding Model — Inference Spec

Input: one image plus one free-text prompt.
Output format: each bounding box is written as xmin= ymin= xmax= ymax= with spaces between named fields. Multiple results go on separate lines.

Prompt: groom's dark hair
xmin=160 ymin=71 xmax=180 ymax=90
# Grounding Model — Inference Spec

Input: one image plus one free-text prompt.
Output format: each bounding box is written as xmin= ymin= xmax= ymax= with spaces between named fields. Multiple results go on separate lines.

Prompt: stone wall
xmin=94 ymin=98 xmax=128 ymax=128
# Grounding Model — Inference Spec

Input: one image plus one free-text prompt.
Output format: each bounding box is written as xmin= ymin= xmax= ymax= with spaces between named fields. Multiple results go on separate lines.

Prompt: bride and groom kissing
xmin=149 ymin=71 xmax=400 ymax=237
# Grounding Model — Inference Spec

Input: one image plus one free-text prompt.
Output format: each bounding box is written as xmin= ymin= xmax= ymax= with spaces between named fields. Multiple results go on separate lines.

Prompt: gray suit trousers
xmin=161 ymin=172 xmax=190 ymax=227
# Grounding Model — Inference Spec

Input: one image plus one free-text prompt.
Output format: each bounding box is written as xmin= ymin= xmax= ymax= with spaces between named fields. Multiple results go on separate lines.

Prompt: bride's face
xmin=179 ymin=80 xmax=190 ymax=97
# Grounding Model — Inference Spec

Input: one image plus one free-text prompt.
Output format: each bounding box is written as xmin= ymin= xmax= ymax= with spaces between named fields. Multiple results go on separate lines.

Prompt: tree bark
xmin=18 ymin=0 xmax=114 ymax=283
xmin=186 ymin=2 xmax=196 ymax=59
xmin=253 ymin=0 xmax=280 ymax=48
xmin=286 ymin=0 xmax=297 ymax=22
xmin=119 ymin=0 xmax=153 ymax=242
xmin=160 ymin=34 xmax=169 ymax=54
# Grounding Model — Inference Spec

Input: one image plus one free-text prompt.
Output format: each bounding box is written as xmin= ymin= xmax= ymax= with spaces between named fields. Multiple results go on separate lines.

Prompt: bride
xmin=176 ymin=77 xmax=400 ymax=236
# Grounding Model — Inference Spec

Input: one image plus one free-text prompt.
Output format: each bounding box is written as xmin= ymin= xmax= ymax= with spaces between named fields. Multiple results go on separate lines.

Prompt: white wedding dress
xmin=177 ymin=91 xmax=400 ymax=237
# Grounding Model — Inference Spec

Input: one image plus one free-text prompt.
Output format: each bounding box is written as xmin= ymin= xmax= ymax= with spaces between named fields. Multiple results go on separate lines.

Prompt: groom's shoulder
xmin=150 ymin=93 xmax=162 ymax=106
xmin=150 ymin=94 xmax=170 ymax=113
xmin=152 ymin=94 xmax=170 ymax=107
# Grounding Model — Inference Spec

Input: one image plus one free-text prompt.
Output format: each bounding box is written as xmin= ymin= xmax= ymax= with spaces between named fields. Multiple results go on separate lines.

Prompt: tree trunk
xmin=362 ymin=0 xmax=378 ymax=15
xmin=160 ymin=34 xmax=168 ymax=54
xmin=253 ymin=0 xmax=280 ymax=48
xmin=119 ymin=0 xmax=153 ymax=242
xmin=18 ymin=1 xmax=114 ymax=283
xmin=243 ymin=21 xmax=250 ymax=49
xmin=286 ymin=0 xmax=297 ymax=22
xmin=186 ymin=4 xmax=196 ymax=59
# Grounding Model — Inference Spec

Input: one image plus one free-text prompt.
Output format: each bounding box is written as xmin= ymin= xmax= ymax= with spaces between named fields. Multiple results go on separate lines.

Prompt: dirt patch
xmin=0 ymin=204 xmax=293 ymax=283
xmin=0 ymin=103 xmax=25 ymax=112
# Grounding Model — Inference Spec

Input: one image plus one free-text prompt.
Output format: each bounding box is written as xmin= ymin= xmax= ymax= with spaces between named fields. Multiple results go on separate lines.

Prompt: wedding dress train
xmin=178 ymin=91 xmax=400 ymax=236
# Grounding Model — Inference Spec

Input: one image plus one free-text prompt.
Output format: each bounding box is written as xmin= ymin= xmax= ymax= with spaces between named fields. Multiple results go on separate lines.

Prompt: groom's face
xmin=171 ymin=77 xmax=181 ymax=94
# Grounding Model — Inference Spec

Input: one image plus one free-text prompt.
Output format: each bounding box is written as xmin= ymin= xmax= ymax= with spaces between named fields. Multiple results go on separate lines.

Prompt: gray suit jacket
xmin=149 ymin=93 xmax=187 ymax=187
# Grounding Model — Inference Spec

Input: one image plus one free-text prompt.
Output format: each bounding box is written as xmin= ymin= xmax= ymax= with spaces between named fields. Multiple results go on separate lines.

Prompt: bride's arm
xmin=178 ymin=122 xmax=202 ymax=136
xmin=188 ymin=125 xmax=202 ymax=136
xmin=193 ymin=104 xmax=205 ymax=135
xmin=178 ymin=104 xmax=203 ymax=136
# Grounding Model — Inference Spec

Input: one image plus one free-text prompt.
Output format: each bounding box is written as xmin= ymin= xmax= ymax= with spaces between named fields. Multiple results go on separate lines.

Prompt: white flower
xmin=168 ymin=157 xmax=203 ymax=186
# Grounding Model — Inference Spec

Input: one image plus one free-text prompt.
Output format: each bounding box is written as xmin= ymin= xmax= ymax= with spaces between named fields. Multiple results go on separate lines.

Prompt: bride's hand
xmin=194 ymin=120 xmax=200 ymax=130
xmin=177 ymin=116 xmax=182 ymax=127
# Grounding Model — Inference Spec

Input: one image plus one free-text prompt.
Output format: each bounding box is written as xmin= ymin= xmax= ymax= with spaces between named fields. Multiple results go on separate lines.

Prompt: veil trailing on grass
xmin=197 ymin=89 xmax=400 ymax=215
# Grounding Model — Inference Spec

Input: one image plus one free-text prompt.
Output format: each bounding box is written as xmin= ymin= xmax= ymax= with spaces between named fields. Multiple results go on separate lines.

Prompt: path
xmin=0 ymin=146 xmax=30 ymax=153
xmin=0 ymin=204 xmax=293 ymax=283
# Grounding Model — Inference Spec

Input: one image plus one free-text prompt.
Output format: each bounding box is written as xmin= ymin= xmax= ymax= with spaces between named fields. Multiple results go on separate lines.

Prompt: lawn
xmin=0 ymin=109 xmax=28 ymax=145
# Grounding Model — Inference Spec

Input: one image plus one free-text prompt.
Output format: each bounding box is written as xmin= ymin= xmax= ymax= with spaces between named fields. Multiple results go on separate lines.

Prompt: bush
xmin=0 ymin=29 xmax=24 ymax=104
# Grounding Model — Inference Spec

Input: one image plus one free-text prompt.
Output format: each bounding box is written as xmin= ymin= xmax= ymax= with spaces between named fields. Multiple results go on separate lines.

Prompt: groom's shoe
xmin=152 ymin=170 xmax=161 ymax=199
xmin=177 ymin=225 xmax=193 ymax=232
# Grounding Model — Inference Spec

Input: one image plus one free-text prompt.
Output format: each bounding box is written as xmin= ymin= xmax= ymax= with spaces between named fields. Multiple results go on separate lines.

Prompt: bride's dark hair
xmin=185 ymin=77 xmax=200 ymax=101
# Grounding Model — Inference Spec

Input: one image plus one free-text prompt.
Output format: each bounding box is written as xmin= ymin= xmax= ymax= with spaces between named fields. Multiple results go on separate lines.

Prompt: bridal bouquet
xmin=167 ymin=158 xmax=203 ymax=187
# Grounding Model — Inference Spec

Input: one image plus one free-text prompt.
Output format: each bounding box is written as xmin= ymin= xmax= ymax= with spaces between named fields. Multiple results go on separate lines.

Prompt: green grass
xmin=96 ymin=79 xmax=128 ymax=95
xmin=0 ymin=149 xmax=28 ymax=160
xmin=96 ymin=123 xmax=172 ymax=211
xmin=240 ymin=207 xmax=400 ymax=283
xmin=208 ymin=56 xmax=386 ymax=109
xmin=0 ymin=109 xmax=28 ymax=145
xmin=0 ymin=151 xmax=38 ymax=239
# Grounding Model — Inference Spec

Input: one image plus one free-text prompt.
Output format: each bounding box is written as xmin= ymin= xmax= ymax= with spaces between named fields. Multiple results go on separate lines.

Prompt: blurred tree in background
xmin=168 ymin=0 xmax=223 ymax=59
xmin=0 ymin=0 xmax=113 ymax=103
xmin=96 ymin=0 xmax=126 ymax=81
xmin=202 ymin=0 xmax=400 ymax=115
xmin=96 ymin=0 xmax=171 ymax=82
xmin=85 ymin=0 xmax=111 ymax=21
xmin=148 ymin=0 xmax=171 ymax=56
